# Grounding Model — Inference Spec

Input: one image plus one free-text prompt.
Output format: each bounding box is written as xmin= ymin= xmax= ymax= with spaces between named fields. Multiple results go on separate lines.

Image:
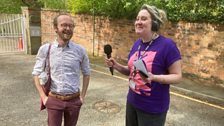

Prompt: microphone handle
xmin=107 ymin=54 xmax=114 ymax=75
xmin=109 ymin=67 xmax=114 ymax=75
xmin=106 ymin=54 xmax=111 ymax=59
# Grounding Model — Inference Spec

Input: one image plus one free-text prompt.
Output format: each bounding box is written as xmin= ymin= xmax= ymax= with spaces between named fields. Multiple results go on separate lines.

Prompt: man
xmin=32 ymin=14 xmax=90 ymax=126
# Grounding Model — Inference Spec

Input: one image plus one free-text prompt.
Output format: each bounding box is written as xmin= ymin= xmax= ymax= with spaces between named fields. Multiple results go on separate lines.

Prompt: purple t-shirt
xmin=127 ymin=35 xmax=181 ymax=113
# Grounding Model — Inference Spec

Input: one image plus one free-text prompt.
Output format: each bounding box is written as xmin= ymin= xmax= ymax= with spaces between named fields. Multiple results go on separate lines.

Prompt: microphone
xmin=104 ymin=44 xmax=114 ymax=75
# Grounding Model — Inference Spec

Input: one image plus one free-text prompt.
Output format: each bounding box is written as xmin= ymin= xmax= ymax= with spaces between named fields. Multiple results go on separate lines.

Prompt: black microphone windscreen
xmin=104 ymin=44 xmax=112 ymax=55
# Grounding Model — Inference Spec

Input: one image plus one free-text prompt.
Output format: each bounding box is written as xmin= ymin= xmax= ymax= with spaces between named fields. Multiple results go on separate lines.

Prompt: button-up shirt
xmin=32 ymin=40 xmax=90 ymax=95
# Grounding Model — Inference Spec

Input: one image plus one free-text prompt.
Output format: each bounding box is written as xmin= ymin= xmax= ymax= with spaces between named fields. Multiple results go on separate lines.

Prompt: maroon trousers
xmin=45 ymin=96 xmax=82 ymax=126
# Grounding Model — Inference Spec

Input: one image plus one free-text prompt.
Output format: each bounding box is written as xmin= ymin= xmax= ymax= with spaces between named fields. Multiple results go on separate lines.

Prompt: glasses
xmin=60 ymin=23 xmax=75 ymax=29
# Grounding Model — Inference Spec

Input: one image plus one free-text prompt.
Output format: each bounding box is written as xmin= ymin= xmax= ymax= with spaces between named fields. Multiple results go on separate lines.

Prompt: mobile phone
xmin=139 ymin=70 xmax=149 ymax=78
xmin=133 ymin=59 xmax=149 ymax=78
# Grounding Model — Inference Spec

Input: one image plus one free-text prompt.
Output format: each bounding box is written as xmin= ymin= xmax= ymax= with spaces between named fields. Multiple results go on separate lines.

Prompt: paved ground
xmin=0 ymin=53 xmax=223 ymax=126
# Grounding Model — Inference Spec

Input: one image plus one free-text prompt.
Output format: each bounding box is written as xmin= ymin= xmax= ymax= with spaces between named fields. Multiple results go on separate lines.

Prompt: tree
xmin=38 ymin=0 xmax=66 ymax=10
xmin=0 ymin=0 xmax=26 ymax=14
xmin=1 ymin=0 xmax=223 ymax=23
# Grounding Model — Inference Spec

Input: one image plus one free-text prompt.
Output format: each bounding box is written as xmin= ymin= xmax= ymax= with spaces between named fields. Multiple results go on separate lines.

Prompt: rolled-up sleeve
xmin=81 ymin=48 xmax=91 ymax=76
xmin=32 ymin=44 xmax=49 ymax=76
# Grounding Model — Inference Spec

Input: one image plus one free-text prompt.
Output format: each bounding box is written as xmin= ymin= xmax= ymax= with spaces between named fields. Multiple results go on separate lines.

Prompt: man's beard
xmin=58 ymin=31 xmax=73 ymax=42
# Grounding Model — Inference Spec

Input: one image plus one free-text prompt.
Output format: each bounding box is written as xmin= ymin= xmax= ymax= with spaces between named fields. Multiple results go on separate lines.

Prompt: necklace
xmin=137 ymin=33 xmax=159 ymax=59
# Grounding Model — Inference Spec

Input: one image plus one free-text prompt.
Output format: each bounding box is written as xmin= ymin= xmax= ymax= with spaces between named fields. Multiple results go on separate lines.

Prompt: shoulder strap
xmin=45 ymin=44 xmax=52 ymax=78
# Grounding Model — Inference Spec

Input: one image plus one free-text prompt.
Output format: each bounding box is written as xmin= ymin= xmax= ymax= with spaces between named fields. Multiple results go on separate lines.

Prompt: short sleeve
xmin=165 ymin=42 xmax=181 ymax=69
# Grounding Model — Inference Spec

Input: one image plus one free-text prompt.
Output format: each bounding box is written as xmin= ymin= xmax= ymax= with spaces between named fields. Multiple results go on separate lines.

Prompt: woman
xmin=106 ymin=4 xmax=182 ymax=126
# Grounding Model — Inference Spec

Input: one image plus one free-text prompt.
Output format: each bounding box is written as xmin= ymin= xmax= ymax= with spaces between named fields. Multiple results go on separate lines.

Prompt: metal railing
xmin=0 ymin=14 xmax=25 ymax=53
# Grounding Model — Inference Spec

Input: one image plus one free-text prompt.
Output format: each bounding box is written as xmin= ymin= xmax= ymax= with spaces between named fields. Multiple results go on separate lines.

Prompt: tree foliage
xmin=164 ymin=0 xmax=224 ymax=23
xmin=0 ymin=0 xmax=26 ymax=13
xmin=65 ymin=0 xmax=224 ymax=24
xmin=1 ymin=0 xmax=223 ymax=24
xmin=38 ymin=0 xmax=66 ymax=10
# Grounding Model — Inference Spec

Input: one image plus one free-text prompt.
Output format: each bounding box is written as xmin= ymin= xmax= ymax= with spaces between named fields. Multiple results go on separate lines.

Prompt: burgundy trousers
xmin=45 ymin=96 xmax=82 ymax=126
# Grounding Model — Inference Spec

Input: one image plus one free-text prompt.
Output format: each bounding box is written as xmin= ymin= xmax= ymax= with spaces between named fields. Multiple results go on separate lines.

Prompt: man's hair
xmin=53 ymin=13 xmax=71 ymax=28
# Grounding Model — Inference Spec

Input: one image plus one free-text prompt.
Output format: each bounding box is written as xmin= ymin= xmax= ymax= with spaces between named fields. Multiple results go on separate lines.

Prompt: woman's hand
xmin=138 ymin=71 xmax=154 ymax=83
xmin=105 ymin=57 xmax=116 ymax=68
xmin=105 ymin=56 xmax=130 ymax=76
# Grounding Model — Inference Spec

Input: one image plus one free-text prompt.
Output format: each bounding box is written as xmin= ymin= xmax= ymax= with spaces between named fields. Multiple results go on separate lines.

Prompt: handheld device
xmin=133 ymin=59 xmax=149 ymax=78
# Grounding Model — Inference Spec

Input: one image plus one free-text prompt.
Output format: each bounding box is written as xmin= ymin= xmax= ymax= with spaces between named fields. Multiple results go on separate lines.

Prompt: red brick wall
xmin=41 ymin=9 xmax=138 ymax=58
xmin=162 ymin=22 xmax=224 ymax=87
xmin=41 ymin=9 xmax=224 ymax=87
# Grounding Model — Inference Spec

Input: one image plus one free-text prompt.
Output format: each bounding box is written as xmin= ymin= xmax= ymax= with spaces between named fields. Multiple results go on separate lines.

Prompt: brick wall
xmin=41 ymin=9 xmax=138 ymax=58
xmin=41 ymin=9 xmax=224 ymax=87
xmin=162 ymin=22 xmax=224 ymax=87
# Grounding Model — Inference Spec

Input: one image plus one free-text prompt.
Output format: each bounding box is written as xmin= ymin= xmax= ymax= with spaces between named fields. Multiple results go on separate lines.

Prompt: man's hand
xmin=43 ymin=96 xmax=48 ymax=105
xmin=80 ymin=96 xmax=84 ymax=104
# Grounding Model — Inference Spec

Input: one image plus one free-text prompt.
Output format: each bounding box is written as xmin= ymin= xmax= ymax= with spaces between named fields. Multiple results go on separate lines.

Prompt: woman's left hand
xmin=138 ymin=71 xmax=154 ymax=83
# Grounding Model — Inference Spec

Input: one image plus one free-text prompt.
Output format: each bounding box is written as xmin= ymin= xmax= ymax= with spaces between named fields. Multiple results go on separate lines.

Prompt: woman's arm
xmin=140 ymin=60 xmax=182 ymax=84
xmin=152 ymin=60 xmax=182 ymax=84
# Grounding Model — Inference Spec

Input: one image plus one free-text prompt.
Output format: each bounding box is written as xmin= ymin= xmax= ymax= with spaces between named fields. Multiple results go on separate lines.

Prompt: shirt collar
xmin=54 ymin=39 xmax=71 ymax=48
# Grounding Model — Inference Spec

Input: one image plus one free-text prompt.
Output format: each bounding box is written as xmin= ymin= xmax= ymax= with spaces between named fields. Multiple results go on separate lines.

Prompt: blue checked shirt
xmin=32 ymin=40 xmax=90 ymax=95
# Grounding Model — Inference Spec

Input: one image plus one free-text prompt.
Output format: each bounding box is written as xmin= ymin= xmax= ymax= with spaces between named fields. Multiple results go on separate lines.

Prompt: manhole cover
xmin=93 ymin=100 xmax=121 ymax=114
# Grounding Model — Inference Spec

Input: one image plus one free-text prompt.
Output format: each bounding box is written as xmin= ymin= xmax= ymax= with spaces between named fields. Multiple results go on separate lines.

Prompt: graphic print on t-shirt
xmin=128 ymin=51 xmax=156 ymax=96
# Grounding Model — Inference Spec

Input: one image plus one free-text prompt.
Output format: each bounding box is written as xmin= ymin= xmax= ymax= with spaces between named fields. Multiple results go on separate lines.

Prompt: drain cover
xmin=93 ymin=100 xmax=121 ymax=114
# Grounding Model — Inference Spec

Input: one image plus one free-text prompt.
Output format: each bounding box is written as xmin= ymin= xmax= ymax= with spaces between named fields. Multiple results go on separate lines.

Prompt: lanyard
xmin=137 ymin=40 xmax=153 ymax=59
xmin=137 ymin=34 xmax=159 ymax=59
